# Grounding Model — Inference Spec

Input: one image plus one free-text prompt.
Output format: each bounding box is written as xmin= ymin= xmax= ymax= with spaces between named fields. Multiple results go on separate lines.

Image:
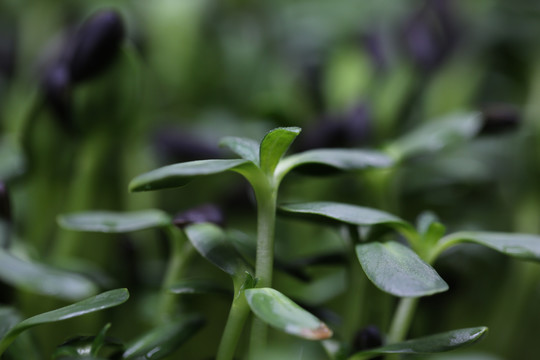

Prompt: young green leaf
xmin=244 ymin=288 xmax=333 ymax=340
xmin=91 ymin=323 xmax=112 ymax=356
xmin=219 ymin=136 xmax=260 ymax=164
xmin=0 ymin=289 xmax=129 ymax=355
xmin=385 ymin=112 xmax=482 ymax=161
xmin=349 ymin=327 xmax=488 ymax=359
xmin=276 ymin=149 xmax=394 ymax=181
xmin=122 ymin=315 xmax=204 ymax=359
xmin=417 ymin=211 xmax=440 ymax=236
xmin=52 ymin=331 xmax=123 ymax=360
xmin=169 ymin=279 xmax=231 ymax=296
xmin=259 ymin=127 xmax=301 ymax=176
xmin=0 ymin=249 xmax=97 ymax=300
xmin=128 ymin=159 xmax=252 ymax=192
xmin=279 ymin=202 xmax=415 ymax=238
xmin=184 ymin=223 xmax=252 ymax=279
xmin=435 ymin=232 xmax=540 ymax=263
xmin=416 ymin=212 xmax=446 ymax=247
xmin=356 ymin=241 xmax=448 ymax=297
xmin=58 ymin=210 xmax=171 ymax=233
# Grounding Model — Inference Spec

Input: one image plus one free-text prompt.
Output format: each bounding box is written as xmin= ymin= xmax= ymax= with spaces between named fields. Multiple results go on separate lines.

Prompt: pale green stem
xmin=159 ymin=226 xmax=194 ymax=322
xmin=343 ymin=226 xmax=367 ymax=343
xmin=426 ymin=235 xmax=461 ymax=264
xmin=386 ymin=297 xmax=419 ymax=344
xmin=249 ymin=182 xmax=277 ymax=357
xmin=254 ymin=187 xmax=277 ymax=288
xmin=385 ymin=235 xmax=441 ymax=358
xmin=217 ymin=278 xmax=252 ymax=360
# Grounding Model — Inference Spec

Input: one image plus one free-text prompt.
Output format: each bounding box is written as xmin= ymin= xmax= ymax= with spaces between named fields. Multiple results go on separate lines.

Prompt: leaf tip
xmin=128 ymin=178 xmax=151 ymax=193
xmin=301 ymin=322 xmax=333 ymax=340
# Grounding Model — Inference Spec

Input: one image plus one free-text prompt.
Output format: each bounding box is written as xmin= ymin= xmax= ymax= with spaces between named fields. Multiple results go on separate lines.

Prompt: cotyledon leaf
xmin=122 ymin=315 xmax=204 ymax=359
xmin=219 ymin=136 xmax=260 ymax=164
xmin=435 ymin=231 xmax=540 ymax=262
xmin=58 ymin=209 xmax=171 ymax=233
xmin=0 ymin=249 xmax=97 ymax=301
xmin=184 ymin=223 xmax=252 ymax=279
xmin=349 ymin=327 xmax=488 ymax=359
xmin=356 ymin=241 xmax=448 ymax=297
xmin=128 ymin=159 xmax=253 ymax=192
xmin=259 ymin=127 xmax=301 ymax=176
xmin=0 ymin=289 xmax=129 ymax=355
xmin=275 ymin=148 xmax=394 ymax=181
xmin=244 ymin=288 xmax=333 ymax=340
xmin=278 ymin=202 xmax=415 ymax=237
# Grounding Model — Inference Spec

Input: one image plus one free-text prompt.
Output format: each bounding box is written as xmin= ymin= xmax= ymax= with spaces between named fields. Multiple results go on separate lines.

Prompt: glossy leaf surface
xmin=184 ymin=223 xmax=252 ymax=278
xmin=129 ymin=159 xmax=251 ymax=192
xmin=219 ymin=136 xmax=260 ymax=164
xmin=244 ymin=288 xmax=332 ymax=340
xmin=279 ymin=202 xmax=414 ymax=234
xmin=0 ymin=249 xmax=97 ymax=300
xmin=169 ymin=279 xmax=231 ymax=296
xmin=439 ymin=232 xmax=540 ymax=262
xmin=350 ymin=327 xmax=488 ymax=359
xmin=52 ymin=330 xmax=123 ymax=360
xmin=259 ymin=127 xmax=301 ymax=175
xmin=58 ymin=210 xmax=171 ymax=233
xmin=356 ymin=241 xmax=448 ymax=297
xmin=123 ymin=315 xmax=204 ymax=359
xmin=276 ymin=149 xmax=393 ymax=179
xmin=0 ymin=289 xmax=129 ymax=355
xmin=386 ymin=112 xmax=481 ymax=161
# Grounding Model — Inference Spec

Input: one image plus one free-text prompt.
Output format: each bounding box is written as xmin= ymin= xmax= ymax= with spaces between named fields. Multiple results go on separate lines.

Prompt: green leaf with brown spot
xmin=245 ymin=288 xmax=332 ymax=340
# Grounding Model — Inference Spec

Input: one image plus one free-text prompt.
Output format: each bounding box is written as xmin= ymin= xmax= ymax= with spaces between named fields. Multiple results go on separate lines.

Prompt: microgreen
xmin=0 ymin=289 xmax=129 ymax=356
xmin=5 ymin=3 xmax=537 ymax=359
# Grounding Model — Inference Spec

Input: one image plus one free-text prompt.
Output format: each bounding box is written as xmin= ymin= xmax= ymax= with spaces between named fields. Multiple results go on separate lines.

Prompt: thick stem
xmin=254 ymin=187 xmax=277 ymax=288
xmin=249 ymin=182 xmax=277 ymax=356
xmin=217 ymin=278 xmax=251 ymax=360
xmin=386 ymin=297 xmax=419 ymax=344
xmin=343 ymin=226 xmax=367 ymax=343
xmin=159 ymin=226 xmax=194 ymax=321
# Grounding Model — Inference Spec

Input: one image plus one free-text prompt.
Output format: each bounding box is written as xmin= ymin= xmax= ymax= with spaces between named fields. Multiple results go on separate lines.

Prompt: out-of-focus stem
xmin=159 ymin=226 xmax=194 ymax=321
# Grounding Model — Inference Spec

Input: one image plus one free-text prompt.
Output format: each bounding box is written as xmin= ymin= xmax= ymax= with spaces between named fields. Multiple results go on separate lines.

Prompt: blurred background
xmin=1 ymin=0 xmax=540 ymax=359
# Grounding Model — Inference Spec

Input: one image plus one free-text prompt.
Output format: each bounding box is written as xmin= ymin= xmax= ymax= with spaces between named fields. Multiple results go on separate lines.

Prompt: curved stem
xmin=343 ymin=226 xmax=367 ymax=343
xmin=217 ymin=278 xmax=251 ymax=360
xmin=386 ymin=297 xmax=419 ymax=344
xmin=426 ymin=235 xmax=462 ymax=264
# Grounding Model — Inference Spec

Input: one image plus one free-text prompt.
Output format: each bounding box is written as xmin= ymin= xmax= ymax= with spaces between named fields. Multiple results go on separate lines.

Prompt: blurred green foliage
xmin=0 ymin=0 xmax=540 ymax=359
